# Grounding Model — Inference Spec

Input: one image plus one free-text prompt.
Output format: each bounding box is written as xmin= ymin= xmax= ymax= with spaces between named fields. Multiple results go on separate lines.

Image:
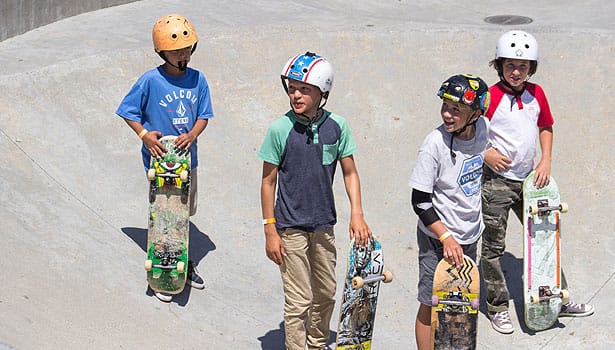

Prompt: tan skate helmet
xmin=152 ymin=14 xmax=198 ymax=53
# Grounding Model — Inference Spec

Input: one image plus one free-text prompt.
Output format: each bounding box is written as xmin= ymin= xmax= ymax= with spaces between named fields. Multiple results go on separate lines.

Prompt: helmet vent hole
xmin=172 ymin=34 xmax=178 ymax=39
xmin=183 ymin=31 xmax=188 ymax=36
xmin=511 ymin=43 xmax=516 ymax=47
xmin=302 ymin=68 xmax=309 ymax=73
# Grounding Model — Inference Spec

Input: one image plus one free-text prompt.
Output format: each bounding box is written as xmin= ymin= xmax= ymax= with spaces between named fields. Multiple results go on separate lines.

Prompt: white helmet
xmin=281 ymin=52 xmax=334 ymax=94
xmin=495 ymin=30 xmax=538 ymax=61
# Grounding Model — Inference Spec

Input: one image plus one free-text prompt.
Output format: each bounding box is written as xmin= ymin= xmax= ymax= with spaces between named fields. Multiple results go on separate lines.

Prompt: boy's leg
xmin=480 ymin=167 xmax=520 ymax=314
xmin=415 ymin=303 xmax=431 ymax=350
xmin=558 ymin=269 xmax=595 ymax=317
xmin=415 ymin=228 xmax=441 ymax=349
xmin=307 ymin=228 xmax=336 ymax=349
xmin=279 ymin=229 xmax=312 ymax=350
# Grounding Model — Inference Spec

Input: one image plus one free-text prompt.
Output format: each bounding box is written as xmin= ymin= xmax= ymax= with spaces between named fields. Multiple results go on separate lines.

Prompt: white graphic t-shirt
xmin=408 ymin=116 xmax=489 ymax=244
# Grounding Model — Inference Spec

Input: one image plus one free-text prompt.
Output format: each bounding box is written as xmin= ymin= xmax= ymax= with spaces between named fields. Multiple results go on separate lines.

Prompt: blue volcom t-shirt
xmin=258 ymin=110 xmax=357 ymax=232
xmin=116 ymin=66 xmax=214 ymax=170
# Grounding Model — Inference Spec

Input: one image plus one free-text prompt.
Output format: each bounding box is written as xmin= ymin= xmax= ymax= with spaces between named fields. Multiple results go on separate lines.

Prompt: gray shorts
xmin=416 ymin=228 xmax=478 ymax=306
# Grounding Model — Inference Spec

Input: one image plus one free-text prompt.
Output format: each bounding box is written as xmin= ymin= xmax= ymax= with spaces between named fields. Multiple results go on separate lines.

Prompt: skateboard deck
xmin=336 ymin=237 xmax=393 ymax=350
xmin=144 ymin=135 xmax=191 ymax=295
xmin=430 ymin=255 xmax=479 ymax=350
xmin=522 ymin=171 xmax=569 ymax=331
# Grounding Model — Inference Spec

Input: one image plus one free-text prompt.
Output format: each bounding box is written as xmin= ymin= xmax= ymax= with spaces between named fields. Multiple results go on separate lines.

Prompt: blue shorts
xmin=416 ymin=228 xmax=478 ymax=306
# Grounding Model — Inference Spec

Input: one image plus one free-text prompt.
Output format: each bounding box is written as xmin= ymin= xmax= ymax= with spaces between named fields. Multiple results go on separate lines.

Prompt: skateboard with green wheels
xmin=336 ymin=236 xmax=393 ymax=350
xmin=522 ymin=171 xmax=569 ymax=331
xmin=144 ymin=135 xmax=191 ymax=295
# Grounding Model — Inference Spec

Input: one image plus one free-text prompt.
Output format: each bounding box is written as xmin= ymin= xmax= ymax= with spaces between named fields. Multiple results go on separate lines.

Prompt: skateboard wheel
xmin=559 ymin=202 xmax=569 ymax=213
xmin=352 ymin=277 xmax=364 ymax=289
xmin=147 ymin=168 xmax=156 ymax=181
xmin=529 ymin=205 xmax=539 ymax=215
xmin=180 ymin=170 xmax=189 ymax=183
xmin=471 ymin=298 xmax=479 ymax=310
xmin=177 ymin=261 xmax=185 ymax=274
xmin=431 ymin=295 xmax=439 ymax=306
xmin=382 ymin=271 xmax=394 ymax=283
xmin=144 ymin=260 xmax=153 ymax=271
xmin=560 ymin=289 xmax=570 ymax=304
xmin=530 ymin=294 xmax=540 ymax=304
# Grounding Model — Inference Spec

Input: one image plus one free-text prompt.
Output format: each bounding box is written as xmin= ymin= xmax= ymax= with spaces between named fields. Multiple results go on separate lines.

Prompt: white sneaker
xmin=488 ymin=310 xmax=514 ymax=334
xmin=155 ymin=292 xmax=172 ymax=302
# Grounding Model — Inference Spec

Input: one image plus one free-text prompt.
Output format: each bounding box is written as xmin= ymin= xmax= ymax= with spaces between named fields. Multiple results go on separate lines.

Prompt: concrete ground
xmin=0 ymin=1 xmax=613 ymax=349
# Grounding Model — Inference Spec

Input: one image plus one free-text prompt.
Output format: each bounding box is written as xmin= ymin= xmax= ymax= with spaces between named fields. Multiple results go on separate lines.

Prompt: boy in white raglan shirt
xmin=480 ymin=30 xmax=594 ymax=334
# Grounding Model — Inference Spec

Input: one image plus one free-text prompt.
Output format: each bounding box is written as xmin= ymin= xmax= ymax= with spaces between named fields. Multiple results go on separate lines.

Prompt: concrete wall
xmin=0 ymin=0 xmax=137 ymax=42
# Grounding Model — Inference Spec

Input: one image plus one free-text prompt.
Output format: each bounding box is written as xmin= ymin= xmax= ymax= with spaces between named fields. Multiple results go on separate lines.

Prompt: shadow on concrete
xmin=257 ymin=321 xmax=285 ymax=350
xmin=257 ymin=322 xmax=337 ymax=350
xmin=479 ymin=252 xmax=567 ymax=334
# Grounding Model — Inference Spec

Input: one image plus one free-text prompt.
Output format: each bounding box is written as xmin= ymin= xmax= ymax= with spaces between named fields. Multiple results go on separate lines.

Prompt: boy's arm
xmin=175 ymin=119 xmax=209 ymax=150
xmin=261 ymin=162 xmax=285 ymax=265
xmin=411 ymin=189 xmax=463 ymax=267
xmin=339 ymin=155 xmax=372 ymax=246
xmin=122 ymin=118 xmax=165 ymax=158
xmin=534 ymin=126 xmax=553 ymax=188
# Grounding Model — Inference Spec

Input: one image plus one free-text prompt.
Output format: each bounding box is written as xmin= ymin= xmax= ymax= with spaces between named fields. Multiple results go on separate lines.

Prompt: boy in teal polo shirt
xmin=259 ymin=52 xmax=371 ymax=350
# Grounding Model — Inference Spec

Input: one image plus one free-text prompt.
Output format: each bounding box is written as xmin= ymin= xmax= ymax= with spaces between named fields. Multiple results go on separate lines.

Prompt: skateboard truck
xmin=432 ymin=291 xmax=479 ymax=312
xmin=529 ymin=286 xmax=569 ymax=304
xmin=529 ymin=200 xmax=568 ymax=215
xmin=351 ymin=271 xmax=394 ymax=289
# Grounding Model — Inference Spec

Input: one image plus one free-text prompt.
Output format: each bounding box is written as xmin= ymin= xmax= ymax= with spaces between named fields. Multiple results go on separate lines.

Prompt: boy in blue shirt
xmin=116 ymin=14 xmax=214 ymax=302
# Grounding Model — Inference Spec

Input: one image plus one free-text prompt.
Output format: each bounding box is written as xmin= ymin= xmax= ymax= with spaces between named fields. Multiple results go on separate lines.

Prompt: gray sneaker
xmin=488 ymin=310 xmax=514 ymax=334
xmin=559 ymin=302 xmax=594 ymax=317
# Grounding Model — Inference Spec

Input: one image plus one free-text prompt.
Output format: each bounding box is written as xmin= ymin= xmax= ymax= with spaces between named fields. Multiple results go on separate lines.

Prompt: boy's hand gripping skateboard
xmin=336 ymin=236 xmax=393 ymax=350
xmin=144 ymin=135 xmax=191 ymax=296
xmin=430 ymin=255 xmax=479 ymax=350
xmin=522 ymin=171 xmax=569 ymax=331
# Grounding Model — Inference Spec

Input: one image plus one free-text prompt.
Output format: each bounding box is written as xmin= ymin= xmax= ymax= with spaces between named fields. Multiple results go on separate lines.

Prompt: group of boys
xmin=115 ymin=14 xmax=593 ymax=350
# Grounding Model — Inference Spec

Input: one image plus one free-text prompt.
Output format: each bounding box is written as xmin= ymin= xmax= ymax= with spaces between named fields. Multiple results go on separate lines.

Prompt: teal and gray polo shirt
xmin=259 ymin=110 xmax=357 ymax=232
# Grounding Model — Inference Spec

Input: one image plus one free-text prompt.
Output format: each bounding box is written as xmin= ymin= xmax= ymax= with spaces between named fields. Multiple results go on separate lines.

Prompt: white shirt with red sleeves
xmin=485 ymin=81 xmax=554 ymax=181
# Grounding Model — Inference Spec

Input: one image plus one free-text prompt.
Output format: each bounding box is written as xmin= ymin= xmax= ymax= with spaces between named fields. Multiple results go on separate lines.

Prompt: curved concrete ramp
xmin=0 ymin=1 xmax=613 ymax=349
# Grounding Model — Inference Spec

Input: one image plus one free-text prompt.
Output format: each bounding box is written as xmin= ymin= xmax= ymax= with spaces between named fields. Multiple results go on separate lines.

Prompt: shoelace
xmin=493 ymin=311 xmax=512 ymax=323
xmin=562 ymin=302 xmax=581 ymax=310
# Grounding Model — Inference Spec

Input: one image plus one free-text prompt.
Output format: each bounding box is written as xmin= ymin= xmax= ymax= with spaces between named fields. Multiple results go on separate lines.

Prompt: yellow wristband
xmin=439 ymin=231 xmax=453 ymax=243
xmin=138 ymin=129 xmax=148 ymax=139
xmin=262 ymin=218 xmax=276 ymax=225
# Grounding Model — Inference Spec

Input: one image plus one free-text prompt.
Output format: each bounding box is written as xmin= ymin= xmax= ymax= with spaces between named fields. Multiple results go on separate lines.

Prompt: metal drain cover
xmin=484 ymin=15 xmax=533 ymax=25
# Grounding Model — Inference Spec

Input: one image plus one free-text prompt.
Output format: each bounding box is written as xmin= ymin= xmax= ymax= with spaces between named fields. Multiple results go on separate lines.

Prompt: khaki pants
xmin=279 ymin=228 xmax=337 ymax=350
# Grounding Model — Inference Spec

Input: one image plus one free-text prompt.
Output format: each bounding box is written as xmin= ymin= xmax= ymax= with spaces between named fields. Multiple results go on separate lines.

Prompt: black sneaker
xmin=186 ymin=260 xmax=205 ymax=289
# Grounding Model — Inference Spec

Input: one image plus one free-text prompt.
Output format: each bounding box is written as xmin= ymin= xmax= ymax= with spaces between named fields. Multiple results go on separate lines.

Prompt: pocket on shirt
xmin=322 ymin=142 xmax=339 ymax=165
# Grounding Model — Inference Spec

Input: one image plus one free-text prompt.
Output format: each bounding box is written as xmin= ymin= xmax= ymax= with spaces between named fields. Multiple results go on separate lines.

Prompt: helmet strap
xmin=449 ymin=111 xmax=480 ymax=159
xmin=156 ymin=43 xmax=196 ymax=72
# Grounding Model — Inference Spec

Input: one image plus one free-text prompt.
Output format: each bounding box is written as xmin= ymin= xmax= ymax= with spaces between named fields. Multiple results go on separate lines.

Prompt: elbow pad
xmin=411 ymin=189 xmax=440 ymax=227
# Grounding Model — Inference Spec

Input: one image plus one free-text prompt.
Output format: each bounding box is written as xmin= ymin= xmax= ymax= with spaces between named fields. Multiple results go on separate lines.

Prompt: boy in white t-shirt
xmin=480 ymin=30 xmax=594 ymax=334
xmin=409 ymin=74 xmax=490 ymax=350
